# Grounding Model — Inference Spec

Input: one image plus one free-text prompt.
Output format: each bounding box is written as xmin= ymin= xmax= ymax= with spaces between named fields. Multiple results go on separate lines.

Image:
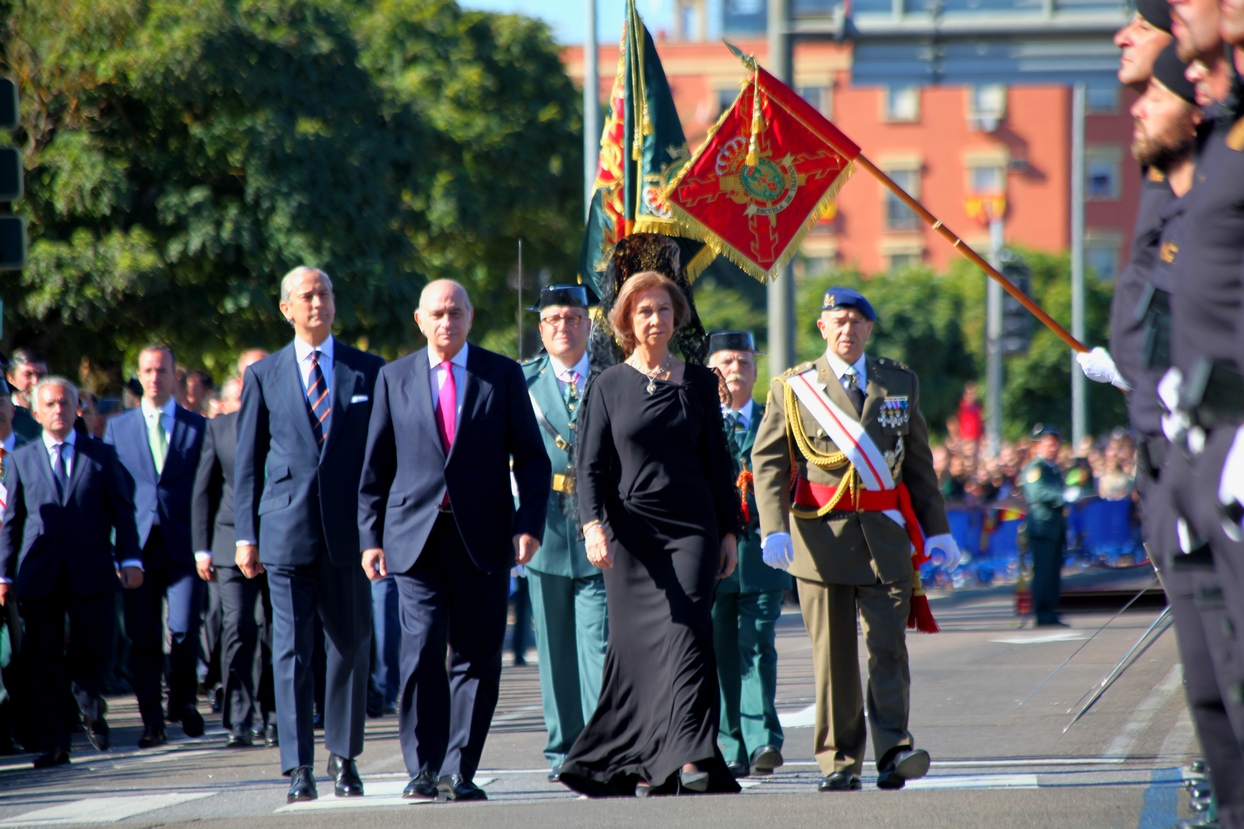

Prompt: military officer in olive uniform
xmin=520 ymin=285 xmax=608 ymax=783
xmin=752 ymin=288 xmax=959 ymax=793
xmin=1022 ymin=425 xmax=1068 ymax=628
xmin=707 ymin=331 xmax=790 ymax=778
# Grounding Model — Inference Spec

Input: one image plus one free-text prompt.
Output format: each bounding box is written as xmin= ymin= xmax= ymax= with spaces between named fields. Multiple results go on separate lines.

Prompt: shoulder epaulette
xmin=875 ymin=356 xmax=911 ymax=371
xmin=781 ymin=361 xmax=815 ymax=378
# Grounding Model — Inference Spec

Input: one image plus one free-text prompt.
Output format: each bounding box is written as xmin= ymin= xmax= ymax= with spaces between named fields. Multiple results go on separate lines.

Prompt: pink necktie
xmin=436 ymin=360 xmax=457 ymax=451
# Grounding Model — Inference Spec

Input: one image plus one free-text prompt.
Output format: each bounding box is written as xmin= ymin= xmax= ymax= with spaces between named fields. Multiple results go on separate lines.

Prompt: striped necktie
xmin=307 ymin=350 xmax=331 ymax=446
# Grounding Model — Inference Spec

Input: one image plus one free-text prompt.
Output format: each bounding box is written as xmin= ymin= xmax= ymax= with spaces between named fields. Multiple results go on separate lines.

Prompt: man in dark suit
xmin=0 ymin=377 xmax=36 ymax=754
xmin=105 ymin=345 xmax=208 ymax=747
xmin=193 ymin=349 xmax=274 ymax=748
xmin=0 ymin=377 xmax=143 ymax=768
xmin=235 ymin=266 xmax=384 ymax=803
xmin=359 ymin=279 xmax=550 ymax=803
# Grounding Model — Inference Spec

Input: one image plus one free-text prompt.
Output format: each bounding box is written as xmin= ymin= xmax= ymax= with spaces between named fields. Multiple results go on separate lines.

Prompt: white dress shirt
xmin=428 ymin=343 xmax=470 ymax=419
xmin=294 ymin=334 xmax=335 ymax=397
xmin=549 ymin=350 xmax=590 ymax=400
xmin=723 ymin=398 xmax=756 ymax=431
xmin=824 ymin=350 xmax=868 ymax=396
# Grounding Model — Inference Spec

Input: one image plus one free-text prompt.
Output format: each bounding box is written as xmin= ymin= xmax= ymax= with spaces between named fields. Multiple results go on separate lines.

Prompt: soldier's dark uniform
xmin=1021 ymin=431 xmax=1066 ymax=627
xmin=1161 ymin=90 xmax=1244 ymax=828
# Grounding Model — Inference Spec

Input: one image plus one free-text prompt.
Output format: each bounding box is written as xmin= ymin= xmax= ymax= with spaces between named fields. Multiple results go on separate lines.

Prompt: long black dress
xmin=560 ymin=362 xmax=742 ymax=797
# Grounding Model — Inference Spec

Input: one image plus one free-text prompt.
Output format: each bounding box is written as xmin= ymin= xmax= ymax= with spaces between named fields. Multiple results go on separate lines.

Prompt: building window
xmin=797 ymin=85 xmax=832 ymax=116
xmin=968 ymin=164 xmax=1006 ymax=194
xmin=883 ymin=167 xmax=922 ymax=232
xmin=887 ymin=253 xmax=922 ymax=271
xmin=718 ymin=87 xmax=741 ymax=116
xmin=1085 ymin=149 xmax=1122 ymax=201
xmin=1086 ymin=243 xmax=1119 ymax=280
xmin=883 ymin=86 xmax=920 ymax=122
xmin=1086 ymin=85 xmax=1119 ymax=114
xmin=798 ymin=256 xmax=832 ymax=278
xmin=968 ymin=84 xmax=1006 ymax=131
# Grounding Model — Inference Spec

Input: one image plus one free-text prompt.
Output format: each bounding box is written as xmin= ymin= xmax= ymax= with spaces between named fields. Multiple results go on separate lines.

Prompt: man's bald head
xmin=418 ymin=279 xmax=472 ymax=313
xmin=415 ymin=280 xmax=474 ymax=360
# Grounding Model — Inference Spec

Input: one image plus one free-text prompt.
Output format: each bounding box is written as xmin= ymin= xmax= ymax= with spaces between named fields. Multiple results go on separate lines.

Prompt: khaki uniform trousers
xmin=798 ymin=575 xmax=914 ymax=776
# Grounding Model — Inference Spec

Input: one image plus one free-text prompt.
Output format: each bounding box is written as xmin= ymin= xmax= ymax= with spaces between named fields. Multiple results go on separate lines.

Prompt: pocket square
xmin=350 ymin=394 xmax=370 ymax=403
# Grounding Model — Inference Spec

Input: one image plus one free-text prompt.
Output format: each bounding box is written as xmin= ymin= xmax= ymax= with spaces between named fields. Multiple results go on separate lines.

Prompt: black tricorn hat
xmin=708 ymin=331 xmax=763 ymax=356
xmin=528 ymin=284 xmax=594 ymax=312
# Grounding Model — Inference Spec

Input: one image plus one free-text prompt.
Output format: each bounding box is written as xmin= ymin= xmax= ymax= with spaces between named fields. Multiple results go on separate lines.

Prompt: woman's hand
xmin=718 ymin=533 xmax=738 ymax=579
xmin=585 ymin=524 xmax=614 ymax=570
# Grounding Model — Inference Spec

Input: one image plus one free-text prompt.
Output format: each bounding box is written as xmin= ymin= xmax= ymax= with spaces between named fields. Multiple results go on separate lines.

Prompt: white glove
xmin=1218 ymin=427 xmax=1244 ymax=522
xmin=923 ymin=533 xmax=961 ymax=572
xmin=1158 ymin=368 xmax=1189 ymax=443
xmin=1076 ymin=347 xmax=1131 ymax=391
xmin=761 ymin=532 xmax=794 ymax=571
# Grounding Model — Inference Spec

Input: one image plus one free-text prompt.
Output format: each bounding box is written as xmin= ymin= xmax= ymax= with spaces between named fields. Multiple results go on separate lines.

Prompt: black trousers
xmin=395 ymin=513 xmax=510 ymax=781
xmin=1029 ymin=535 xmax=1064 ymax=624
xmin=19 ymin=591 xmax=115 ymax=752
xmin=217 ymin=565 xmax=274 ymax=734
xmin=124 ymin=528 xmax=203 ymax=728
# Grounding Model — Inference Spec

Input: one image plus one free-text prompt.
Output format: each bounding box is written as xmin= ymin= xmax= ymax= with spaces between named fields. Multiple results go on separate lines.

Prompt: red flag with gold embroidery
xmin=665 ymin=60 xmax=861 ymax=283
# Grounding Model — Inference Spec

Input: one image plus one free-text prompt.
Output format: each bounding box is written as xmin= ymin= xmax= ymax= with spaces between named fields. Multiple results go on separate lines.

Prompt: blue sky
xmin=461 ymin=0 xmax=675 ymax=44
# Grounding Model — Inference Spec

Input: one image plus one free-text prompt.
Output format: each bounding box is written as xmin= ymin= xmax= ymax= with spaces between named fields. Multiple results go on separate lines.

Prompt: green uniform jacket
xmin=718 ymin=400 xmax=792 ymax=595
xmin=1022 ymin=459 xmax=1066 ymax=541
xmin=521 ymin=354 xmax=597 ymax=580
xmin=752 ymin=355 xmax=949 ymax=587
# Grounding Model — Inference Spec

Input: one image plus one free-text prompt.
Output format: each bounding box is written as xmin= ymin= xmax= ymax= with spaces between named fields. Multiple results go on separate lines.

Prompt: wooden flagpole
xmin=854 ymin=155 xmax=1087 ymax=353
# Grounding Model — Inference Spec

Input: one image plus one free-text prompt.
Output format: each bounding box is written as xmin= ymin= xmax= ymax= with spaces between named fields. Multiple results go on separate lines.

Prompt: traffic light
xmin=0 ymin=77 xmax=26 ymax=271
xmin=999 ymin=254 xmax=1032 ymax=356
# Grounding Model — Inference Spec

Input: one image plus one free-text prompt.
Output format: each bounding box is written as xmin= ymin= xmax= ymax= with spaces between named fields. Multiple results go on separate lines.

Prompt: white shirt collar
xmin=825 ymin=350 xmax=868 ymax=387
xmin=42 ymin=429 xmax=77 ymax=451
xmin=428 ymin=342 xmax=470 ymax=371
xmin=294 ymin=334 xmax=335 ymax=364
xmin=549 ymin=350 xmax=590 ymax=382
xmin=140 ymin=397 xmax=177 ymax=424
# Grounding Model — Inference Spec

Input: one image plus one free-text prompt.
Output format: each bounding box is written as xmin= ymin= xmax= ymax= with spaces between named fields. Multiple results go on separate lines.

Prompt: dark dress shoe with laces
xmin=287 ymin=766 xmax=318 ymax=803
xmin=819 ymin=771 xmax=861 ymax=791
xmin=264 ymin=723 xmax=279 ymax=747
xmin=327 ymin=754 xmax=364 ymax=797
xmin=547 ymin=765 xmax=562 ymax=784
xmin=726 ymin=760 xmax=750 ymax=778
xmin=876 ymin=747 xmax=930 ymax=790
xmin=403 ymin=771 xmax=440 ymax=800
xmin=438 ymin=774 xmax=487 ymax=802
xmin=82 ymin=713 xmax=110 ymax=751
xmin=137 ymin=726 xmax=168 ymax=749
xmin=179 ymin=706 xmax=205 ymax=738
xmin=225 ymin=730 xmax=253 ymax=748
xmin=750 ymin=744 xmax=783 ymax=774
xmin=32 ymin=748 xmax=70 ymax=769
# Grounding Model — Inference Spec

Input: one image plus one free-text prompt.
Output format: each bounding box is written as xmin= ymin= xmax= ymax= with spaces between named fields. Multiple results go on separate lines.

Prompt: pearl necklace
xmin=631 ymin=353 xmax=673 ymax=394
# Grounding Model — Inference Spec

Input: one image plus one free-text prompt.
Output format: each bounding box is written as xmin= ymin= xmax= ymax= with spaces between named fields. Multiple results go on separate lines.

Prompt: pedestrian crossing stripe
xmin=0 ymin=793 xmax=214 ymax=826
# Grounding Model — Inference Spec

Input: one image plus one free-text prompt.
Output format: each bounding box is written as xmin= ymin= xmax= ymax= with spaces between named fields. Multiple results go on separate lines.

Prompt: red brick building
xmin=563 ymin=37 xmax=1137 ymax=279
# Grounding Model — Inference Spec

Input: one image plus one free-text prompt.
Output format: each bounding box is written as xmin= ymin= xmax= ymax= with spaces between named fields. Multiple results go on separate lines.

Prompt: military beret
xmin=707 ymin=331 xmax=763 ymax=355
xmin=822 ymin=286 xmax=876 ymax=321
xmin=1152 ymin=42 xmax=1197 ymax=105
xmin=529 ymin=284 xmax=594 ymax=312
xmin=1136 ymin=0 xmax=1172 ymax=33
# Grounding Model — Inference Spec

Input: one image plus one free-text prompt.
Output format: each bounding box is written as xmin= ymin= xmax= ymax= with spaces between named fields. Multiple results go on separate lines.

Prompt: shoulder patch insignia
xmin=1228 ymin=117 xmax=1244 ymax=152
xmin=1026 ymin=467 xmax=1042 ymax=483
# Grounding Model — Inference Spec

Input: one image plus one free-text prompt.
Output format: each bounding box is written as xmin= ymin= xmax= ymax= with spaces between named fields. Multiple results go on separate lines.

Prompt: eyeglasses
xmin=540 ymin=314 xmax=586 ymax=329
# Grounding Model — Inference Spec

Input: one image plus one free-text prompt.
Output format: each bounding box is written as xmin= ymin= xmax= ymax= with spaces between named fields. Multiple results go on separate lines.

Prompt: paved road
xmin=0 ymin=583 xmax=1199 ymax=828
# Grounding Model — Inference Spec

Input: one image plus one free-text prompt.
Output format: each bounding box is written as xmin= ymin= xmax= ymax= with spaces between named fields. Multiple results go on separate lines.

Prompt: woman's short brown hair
xmin=608 ymin=271 xmax=691 ymax=353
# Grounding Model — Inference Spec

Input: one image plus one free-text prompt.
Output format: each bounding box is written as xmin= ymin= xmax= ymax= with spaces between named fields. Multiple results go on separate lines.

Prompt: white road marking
xmin=779 ymin=757 xmax=1129 ymax=768
xmin=491 ymin=705 xmax=544 ymax=724
xmin=1104 ymin=664 xmax=1182 ymax=760
xmin=778 ymin=704 xmax=817 ymax=728
xmin=0 ymin=793 xmax=214 ymax=825
xmin=990 ymin=632 xmax=1086 ymax=644
xmin=905 ymin=774 xmax=1040 ymax=790
xmin=275 ymin=778 xmax=497 ymax=812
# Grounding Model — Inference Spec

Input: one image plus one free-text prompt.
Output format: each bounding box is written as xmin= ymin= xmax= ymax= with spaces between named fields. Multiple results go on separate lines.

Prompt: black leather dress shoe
xmin=137 ymin=726 xmax=168 ymax=749
xmin=32 ymin=748 xmax=70 ymax=769
xmin=438 ymin=774 xmax=487 ymax=802
xmin=327 ymin=754 xmax=364 ymax=797
xmin=877 ymin=747 xmax=930 ymax=790
xmin=750 ymin=744 xmax=783 ymax=774
xmin=225 ymin=730 xmax=253 ymax=749
xmin=547 ymin=764 xmax=563 ymax=784
xmin=81 ymin=712 xmax=109 ymax=751
xmin=264 ymin=723 xmax=279 ymax=747
xmin=403 ymin=770 xmax=440 ymax=800
xmin=179 ymin=706 xmax=205 ymax=738
xmin=287 ymin=766 xmax=318 ymax=803
xmin=819 ymin=771 xmax=861 ymax=791
xmin=726 ymin=760 xmax=750 ymax=778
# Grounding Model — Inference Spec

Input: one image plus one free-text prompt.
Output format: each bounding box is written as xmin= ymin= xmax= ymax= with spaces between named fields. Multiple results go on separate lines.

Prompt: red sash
xmin=793 ymin=477 xmax=929 ymax=567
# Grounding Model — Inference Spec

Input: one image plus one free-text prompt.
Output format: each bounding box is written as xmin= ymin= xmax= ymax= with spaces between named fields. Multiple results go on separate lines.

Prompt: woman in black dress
xmin=559 ymin=267 xmax=741 ymax=797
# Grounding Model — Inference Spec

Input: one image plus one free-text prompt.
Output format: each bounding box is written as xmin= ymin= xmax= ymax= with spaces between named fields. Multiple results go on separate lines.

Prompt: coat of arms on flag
xmin=664 ymin=53 xmax=861 ymax=283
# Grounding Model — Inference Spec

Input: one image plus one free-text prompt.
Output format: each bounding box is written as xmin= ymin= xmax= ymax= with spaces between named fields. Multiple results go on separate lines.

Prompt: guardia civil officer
xmin=707 ymin=331 xmax=789 ymax=778
xmin=1021 ymin=426 xmax=1067 ymax=628
xmin=519 ymin=285 xmax=608 ymax=783
xmin=751 ymin=288 xmax=960 ymax=792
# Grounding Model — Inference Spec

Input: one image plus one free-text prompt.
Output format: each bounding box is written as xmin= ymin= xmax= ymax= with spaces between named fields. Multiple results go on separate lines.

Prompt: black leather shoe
xmin=327 ymin=754 xmax=364 ymax=797
xmin=750 ymin=744 xmax=783 ymax=774
xmin=726 ymin=760 xmax=750 ymax=778
xmin=32 ymin=748 xmax=70 ymax=769
xmin=179 ymin=706 xmax=205 ymax=738
xmin=264 ymin=723 xmax=279 ymax=747
xmin=287 ymin=766 xmax=317 ymax=803
xmin=547 ymin=764 xmax=563 ymax=784
xmin=225 ymin=730 xmax=253 ymax=749
xmin=819 ymin=771 xmax=861 ymax=791
xmin=678 ymin=769 xmax=709 ymax=792
xmin=877 ymin=747 xmax=930 ymax=790
xmin=403 ymin=770 xmax=439 ymax=800
xmin=81 ymin=712 xmax=109 ymax=751
xmin=137 ymin=726 xmax=168 ymax=749
xmin=437 ymin=774 xmax=487 ymax=802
